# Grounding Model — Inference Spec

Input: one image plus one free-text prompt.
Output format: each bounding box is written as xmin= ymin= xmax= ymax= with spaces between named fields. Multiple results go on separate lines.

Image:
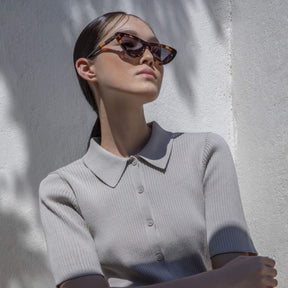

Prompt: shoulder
xmin=171 ymin=130 xmax=229 ymax=151
xmin=40 ymin=154 xmax=87 ymax=183
xmin=201 ymin=132 xmax=232 ymax=154
xmin=171 ymin=129 xmax=226 ymax=142
xmin=38 ymin=158 xmax=84 ymax=200
xmin=170 ymin=130 xmax=232 ymax=167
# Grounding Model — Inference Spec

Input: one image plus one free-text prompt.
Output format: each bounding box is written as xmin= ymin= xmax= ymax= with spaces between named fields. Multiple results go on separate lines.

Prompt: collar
xmin=82 ymin=120 xmax=174 ymax=187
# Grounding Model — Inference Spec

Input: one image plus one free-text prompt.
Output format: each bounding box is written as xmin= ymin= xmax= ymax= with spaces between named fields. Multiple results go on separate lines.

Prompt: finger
xmin=263 ymin=267 xmax=278 ymax=278
xmin=260 ymin=256 xmax=276 ymax=267
xmin=263 ymin=276 xmax=278 ymax=287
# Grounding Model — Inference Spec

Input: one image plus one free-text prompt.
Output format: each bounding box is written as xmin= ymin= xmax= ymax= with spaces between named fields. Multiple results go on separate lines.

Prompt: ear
xmin=75 ymin=58 xmax=97 ymax=82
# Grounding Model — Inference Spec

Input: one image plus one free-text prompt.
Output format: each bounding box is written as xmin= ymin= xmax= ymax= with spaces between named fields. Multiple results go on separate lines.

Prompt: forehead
xmin=104 ymin=15 xmax=158 ymax=42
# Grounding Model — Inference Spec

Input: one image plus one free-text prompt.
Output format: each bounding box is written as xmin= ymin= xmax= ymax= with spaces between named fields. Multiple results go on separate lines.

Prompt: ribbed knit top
xmin=38 ymin=120 xmax=257 ymax=288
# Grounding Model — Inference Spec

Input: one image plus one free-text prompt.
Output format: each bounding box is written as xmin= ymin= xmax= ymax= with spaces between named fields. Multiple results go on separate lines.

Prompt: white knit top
xmin=39 ymin=120 xmax=257 ymax=288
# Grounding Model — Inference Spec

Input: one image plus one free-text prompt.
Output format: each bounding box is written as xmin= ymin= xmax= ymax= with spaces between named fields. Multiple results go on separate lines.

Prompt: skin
xmin=64 ymin=15 xmax=278 ymax=288
xmin=211 ymin=251 xmax=254 ymax=269
xmin=59 ymin=254 xmax=278 ymax=288
xmin=76 ymin=15 xmax=164 ymax=158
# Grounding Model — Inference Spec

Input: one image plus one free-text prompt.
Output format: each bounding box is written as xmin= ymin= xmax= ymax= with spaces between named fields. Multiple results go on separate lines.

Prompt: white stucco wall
xmin=0 ymin=1 xmax=286 ymax=287
xmin=232 ymin=1 xmax=288 ymax=286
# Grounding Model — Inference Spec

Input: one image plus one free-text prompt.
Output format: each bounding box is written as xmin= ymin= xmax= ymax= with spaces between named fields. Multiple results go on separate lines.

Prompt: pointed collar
xmin=82 ymin=120 xmax=174 ymax=187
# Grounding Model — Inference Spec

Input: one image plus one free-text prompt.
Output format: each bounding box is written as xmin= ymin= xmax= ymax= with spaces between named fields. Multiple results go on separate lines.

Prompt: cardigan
xmin=38 ymin=120 xmax=257 ymax=288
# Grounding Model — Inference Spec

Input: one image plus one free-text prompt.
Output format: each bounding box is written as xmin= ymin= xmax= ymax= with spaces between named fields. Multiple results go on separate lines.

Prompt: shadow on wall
xmin=0 ymin=0 xmax=225 ymax=287
xmin=0 ymin=211 xmax=53 ymax=288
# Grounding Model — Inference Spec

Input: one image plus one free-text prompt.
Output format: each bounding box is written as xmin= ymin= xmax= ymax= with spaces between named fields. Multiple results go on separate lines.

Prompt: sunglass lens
xmin=119 ymin=34 xmax=176 ymax=64
xmin=151 ymin=46 xmax=161 ymax=60
xmin=121 ymin=36 xmax=143 ymax=56
xmin=152 ymin=46 xmax=174 ymax=64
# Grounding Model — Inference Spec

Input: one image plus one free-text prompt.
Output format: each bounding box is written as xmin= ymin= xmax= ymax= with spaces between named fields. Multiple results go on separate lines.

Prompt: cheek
xmin=97 ymin=58 xmax=123 ymax=80
xmin=159 ymin=69 xmax=164 ymax=83
xmin=93 ymin=55 xmax=164 ymax=93
xmin=94 ymin=56 xmax=133 ymax=87
xmin=156 ymin=69 xmax=164 ymax=90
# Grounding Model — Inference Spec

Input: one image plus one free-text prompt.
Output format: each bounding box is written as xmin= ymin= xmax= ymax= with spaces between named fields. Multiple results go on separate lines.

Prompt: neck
xmin=99 ymin=105 xmax=152 ymax=158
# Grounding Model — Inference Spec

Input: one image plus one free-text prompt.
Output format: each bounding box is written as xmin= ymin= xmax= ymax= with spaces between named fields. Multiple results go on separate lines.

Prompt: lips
xmin=136 ymin=68 xmax=156 ymax=79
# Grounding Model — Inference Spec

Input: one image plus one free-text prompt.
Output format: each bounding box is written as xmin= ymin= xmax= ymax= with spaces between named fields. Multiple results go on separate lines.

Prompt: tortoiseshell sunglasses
xmin=87 ymin=32 xmax=177 ymax=65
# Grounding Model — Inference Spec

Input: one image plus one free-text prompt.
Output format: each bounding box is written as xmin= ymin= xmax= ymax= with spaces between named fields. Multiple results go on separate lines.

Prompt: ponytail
xmin=87 ymin=117 xmax=101 ymax=151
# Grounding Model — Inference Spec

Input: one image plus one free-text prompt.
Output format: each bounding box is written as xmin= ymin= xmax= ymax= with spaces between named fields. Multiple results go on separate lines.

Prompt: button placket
xmin=129 ymin=156 xmax=165 ymax=263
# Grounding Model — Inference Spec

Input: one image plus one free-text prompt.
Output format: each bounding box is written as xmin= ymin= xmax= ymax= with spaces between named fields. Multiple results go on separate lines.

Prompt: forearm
xmin=110 ymin=269 xmax=227 ymax=288
xmin=60 ymin=268 xmax=229 ymax=288
xmin=211 ymin=251 xmax=258 ymax=269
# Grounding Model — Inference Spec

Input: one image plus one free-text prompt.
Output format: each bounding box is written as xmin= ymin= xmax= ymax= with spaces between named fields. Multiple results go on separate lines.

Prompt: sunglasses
xmin=87 ymin=32 xmax=177 ymax=65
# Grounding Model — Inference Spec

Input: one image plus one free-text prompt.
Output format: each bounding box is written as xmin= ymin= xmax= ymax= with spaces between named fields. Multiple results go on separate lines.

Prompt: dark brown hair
xmin=73 ymin=11 xmax=153 ymax=151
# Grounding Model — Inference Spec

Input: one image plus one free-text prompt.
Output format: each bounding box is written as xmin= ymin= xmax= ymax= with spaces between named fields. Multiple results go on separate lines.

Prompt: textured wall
xmin=0 ymin=1 xmax=286 ymax=288
xmin=232 ymin=1 xmax=288 ymax=286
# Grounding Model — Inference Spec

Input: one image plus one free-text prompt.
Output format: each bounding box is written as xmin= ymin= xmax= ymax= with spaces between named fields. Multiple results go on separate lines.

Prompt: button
xmin=132 ymin=159 xmax=138 ymax=166
xmin=137 ymin=185 xmax=144 ymax=194
xmin=147 ymin=219 xmax=154 ymax=227
xmin=156 ymin=253 xmax=164 ymax=261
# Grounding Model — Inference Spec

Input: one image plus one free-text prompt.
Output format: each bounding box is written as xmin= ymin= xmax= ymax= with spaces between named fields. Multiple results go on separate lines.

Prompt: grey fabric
xmin=39 ymin=120 xmax=257 ymax=288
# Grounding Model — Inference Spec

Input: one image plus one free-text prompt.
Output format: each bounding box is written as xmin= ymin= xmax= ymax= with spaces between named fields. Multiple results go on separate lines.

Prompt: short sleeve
xmin=202 ymin=133 xmax=258 ymax=258
xmin=39 ymin=172 xmax=105 ymax=287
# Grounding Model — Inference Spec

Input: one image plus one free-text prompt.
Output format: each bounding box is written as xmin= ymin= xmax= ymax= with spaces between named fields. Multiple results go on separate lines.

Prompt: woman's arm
xmin=59 ymin=269 xmax=223 ymax=288
xmin=211 ymin=251 xmax=258 ymax=269
xmin=59 ymin=255 xmax=277 ymax=288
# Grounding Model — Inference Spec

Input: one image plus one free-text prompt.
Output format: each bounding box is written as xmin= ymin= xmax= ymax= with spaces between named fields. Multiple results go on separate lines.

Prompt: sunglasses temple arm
xmin=87 ymin=34 xmax=117 ymax=59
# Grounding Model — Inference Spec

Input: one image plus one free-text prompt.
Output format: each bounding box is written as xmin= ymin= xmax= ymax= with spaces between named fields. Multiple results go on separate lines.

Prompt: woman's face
xmin=90 ymin=15 xmax=164 ymax=105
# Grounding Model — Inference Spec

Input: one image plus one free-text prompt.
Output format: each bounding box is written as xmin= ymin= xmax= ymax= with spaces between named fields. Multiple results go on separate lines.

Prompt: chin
xmin=136 ymin=87 xmax=159 ymax=96
xmin=135 ymin=84 xmax=160 ymax=96
xmin=141 ymin=92 xmax=159 ymax=103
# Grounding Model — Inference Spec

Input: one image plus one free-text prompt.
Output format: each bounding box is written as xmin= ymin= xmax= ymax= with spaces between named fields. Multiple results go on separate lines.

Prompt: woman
xmin=39 ymin=11 xmax=278 ymax=288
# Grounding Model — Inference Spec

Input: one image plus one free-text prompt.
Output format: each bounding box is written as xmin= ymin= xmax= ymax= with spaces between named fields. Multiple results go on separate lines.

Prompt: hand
xmin=219 ymin=255 xmax=278 ymax=288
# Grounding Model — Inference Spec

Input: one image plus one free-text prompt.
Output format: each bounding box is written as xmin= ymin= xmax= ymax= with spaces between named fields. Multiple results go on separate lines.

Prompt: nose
xmin=139 ymin=46 xmax=154 ymax=66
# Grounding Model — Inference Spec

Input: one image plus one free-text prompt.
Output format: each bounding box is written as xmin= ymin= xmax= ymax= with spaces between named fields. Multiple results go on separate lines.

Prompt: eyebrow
xmin=117 ymin=29 xmax=160 ymax=43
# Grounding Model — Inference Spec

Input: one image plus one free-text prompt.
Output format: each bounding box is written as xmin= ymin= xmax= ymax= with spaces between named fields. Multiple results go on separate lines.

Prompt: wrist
xmin=211 ymin=266 xmax=234 ymax=288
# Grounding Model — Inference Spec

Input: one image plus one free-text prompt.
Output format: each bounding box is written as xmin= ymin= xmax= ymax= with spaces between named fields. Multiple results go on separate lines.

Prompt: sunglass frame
xmin=86 ymin=32 xmax=177 ymax=65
